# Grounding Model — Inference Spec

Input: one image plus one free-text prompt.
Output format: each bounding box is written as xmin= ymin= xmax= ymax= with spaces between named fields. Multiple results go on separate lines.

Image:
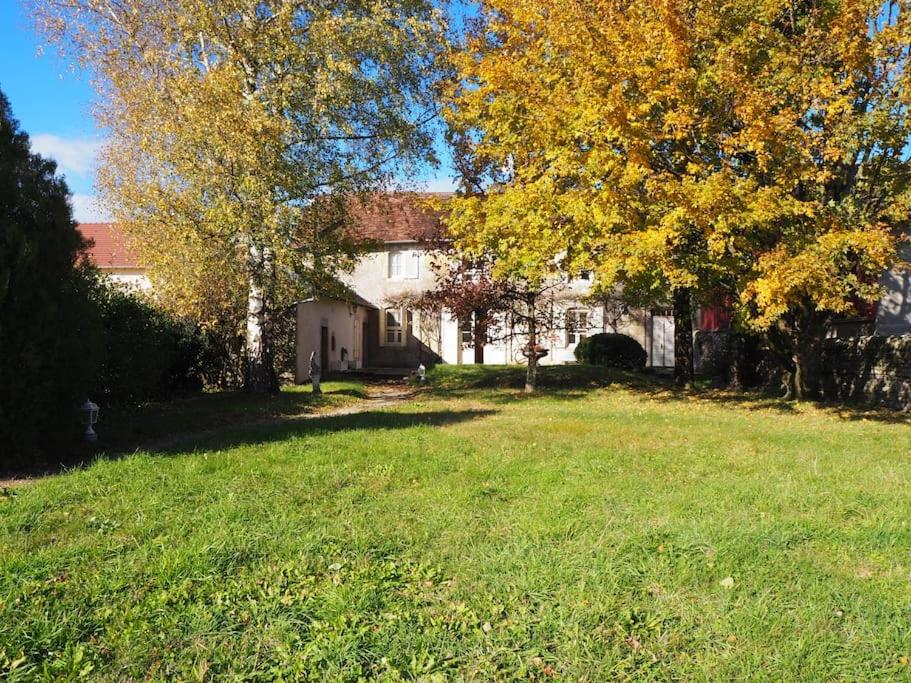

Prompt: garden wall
xmin=822 ymin=335 xmax=911 ymax=410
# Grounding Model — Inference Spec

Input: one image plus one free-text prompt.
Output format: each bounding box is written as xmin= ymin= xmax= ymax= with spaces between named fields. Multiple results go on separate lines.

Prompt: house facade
xmin=873 ymin=243 xmax=911 ymax=336
xmin=294 ymin=194 xmax=676 ymax=379
xmin=77 ymin=209 xmax=909 ymax=383
xmin=77 ymin=222 xmax=151 ymax=290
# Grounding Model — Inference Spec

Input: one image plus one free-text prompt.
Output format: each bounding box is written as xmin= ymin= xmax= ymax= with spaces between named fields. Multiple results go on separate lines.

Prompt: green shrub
xmin=574 ymin=333 xmax=647 ymax=370
xmin=90 ymin=282 xmax=206 ymax=403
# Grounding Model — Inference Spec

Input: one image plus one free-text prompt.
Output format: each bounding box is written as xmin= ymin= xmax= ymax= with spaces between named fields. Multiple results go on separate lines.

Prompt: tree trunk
xmin=245 ymin=243 xmax=279 ymax=395
xmin=673 ymin=288 xmax=694 ymax=386
xmin=525 ymin=312 xmax=538 ymax=394
xmin=792 ymin=335 xmax=824 ymax=400
xmin=728 ymin=333 xmax=745 ymax=391
xmin=769 ymin=305 xmax=828 ymax=401
xmin=474 ymin=308 xmax=487 ymax=364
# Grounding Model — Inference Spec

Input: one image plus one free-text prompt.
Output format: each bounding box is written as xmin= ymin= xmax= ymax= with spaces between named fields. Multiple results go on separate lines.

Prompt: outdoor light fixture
xmin=417 ymin=363 xmax=426 ymax=382
xmin=80 ymin=399 xmax=99 ymax=442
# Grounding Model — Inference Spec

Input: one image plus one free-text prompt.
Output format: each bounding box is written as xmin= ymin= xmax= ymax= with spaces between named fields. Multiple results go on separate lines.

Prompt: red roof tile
xmin=75 ymin=193 xmax=451 ymax=269
xmin=77 ymin=223 xmax=140 ymax=269
xmin=348 ymin=192 xmax=451 ymax=243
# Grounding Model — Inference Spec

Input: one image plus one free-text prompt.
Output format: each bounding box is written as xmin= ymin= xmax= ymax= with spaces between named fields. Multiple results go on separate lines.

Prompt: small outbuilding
xmin=294 ymin=293 xmax=375 ymax=381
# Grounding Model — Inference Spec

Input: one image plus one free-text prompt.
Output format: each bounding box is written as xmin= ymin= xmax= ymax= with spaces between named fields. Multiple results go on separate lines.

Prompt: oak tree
xmin=444 ymin=0 xmax=911 ymax=399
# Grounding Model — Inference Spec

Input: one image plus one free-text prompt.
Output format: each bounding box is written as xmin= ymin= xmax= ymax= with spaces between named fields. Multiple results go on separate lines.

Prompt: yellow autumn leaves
xmin=443 ymin=0 xmax=911 ymax=332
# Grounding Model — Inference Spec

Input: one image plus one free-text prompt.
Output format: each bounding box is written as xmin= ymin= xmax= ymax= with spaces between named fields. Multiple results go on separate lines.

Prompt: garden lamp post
xmin=80 ymin=399 xmax=99 ymax=442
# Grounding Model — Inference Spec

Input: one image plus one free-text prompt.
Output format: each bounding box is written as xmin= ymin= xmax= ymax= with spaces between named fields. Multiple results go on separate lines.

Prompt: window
xmin=460 ymin=317 xmax=473 ymax=344
xmin=384 ymin=308 xmax=403 ymax=345
xmin=388 ymin=249 xmax=419 ymax=279
xmin=381 ymin=306 xmax=412 ymax=346
xmin=579 ymin=270 xmax=592 ymax=281
xmin=566 ymin=309 xmax=590 ymax=346
xmin=389 ymin=251 xmax=403 ymax=279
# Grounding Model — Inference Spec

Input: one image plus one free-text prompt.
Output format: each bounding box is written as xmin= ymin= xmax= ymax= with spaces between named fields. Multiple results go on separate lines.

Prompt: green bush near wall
xmin=0 ymin=90 xmax=100 ymax=466
xmin=90 ymin=282 xmax=207 ymax=403
xmin=574 ymin=333 xmax=647 ymax=370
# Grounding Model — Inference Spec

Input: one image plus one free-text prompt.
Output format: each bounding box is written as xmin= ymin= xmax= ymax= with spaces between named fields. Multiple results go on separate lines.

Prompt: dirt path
xmin=0 ymin=383 xmax=423 ymax=488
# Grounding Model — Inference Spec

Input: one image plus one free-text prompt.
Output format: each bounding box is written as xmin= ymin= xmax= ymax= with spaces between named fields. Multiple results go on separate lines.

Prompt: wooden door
xmin=320 ymin=325 xmax=329 ymax=370
xmin=353 ymin=319 xmax=362 ymax=366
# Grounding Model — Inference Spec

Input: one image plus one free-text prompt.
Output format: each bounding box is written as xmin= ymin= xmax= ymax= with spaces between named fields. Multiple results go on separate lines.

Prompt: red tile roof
xmin=75 ymin=193 xmax=452 ymax=269
xmin=77 ymin=222 xmax=140 ymax=269
xmin=348 ymin=192 xmax=451 ymax=243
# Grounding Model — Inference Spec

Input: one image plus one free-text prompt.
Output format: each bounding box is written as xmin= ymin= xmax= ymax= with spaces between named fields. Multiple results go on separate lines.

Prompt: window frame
xmin=565 ymin=308 xmax=590 ymax=346
xmin=387 ymin=248 xmax=419 ymax=280
xmin=380 ymin=306 xmax=411 ymax=347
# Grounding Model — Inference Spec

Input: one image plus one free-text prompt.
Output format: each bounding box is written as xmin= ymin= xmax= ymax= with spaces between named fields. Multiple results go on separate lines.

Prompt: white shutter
xmin=406 ymin=251 xmax=420 ymax=279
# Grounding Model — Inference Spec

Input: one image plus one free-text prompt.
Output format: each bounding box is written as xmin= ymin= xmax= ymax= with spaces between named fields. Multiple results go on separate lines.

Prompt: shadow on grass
xmin=644 ymin=384 xmax=910 ymax=423
xmin=0 ymin=383 xmax=374 ymax=481
xmin=146 ymin=407 xmax=498 ymax=456
xmin=3 ymin=403 xmax=497 ymax=481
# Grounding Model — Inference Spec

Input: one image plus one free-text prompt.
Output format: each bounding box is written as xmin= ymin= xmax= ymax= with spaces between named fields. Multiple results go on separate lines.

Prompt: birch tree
xmin=33 ymin=0 xmax=446 ymax=393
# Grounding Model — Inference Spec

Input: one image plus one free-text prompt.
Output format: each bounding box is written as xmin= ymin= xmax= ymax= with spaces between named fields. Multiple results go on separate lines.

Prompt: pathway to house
xmin=0 ymin=382 xmax=421 ymax=488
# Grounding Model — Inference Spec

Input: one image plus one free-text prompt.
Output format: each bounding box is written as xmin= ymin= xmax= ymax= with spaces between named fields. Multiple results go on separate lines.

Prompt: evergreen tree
xmin=0 ymin=88 xmax=98 ymax=466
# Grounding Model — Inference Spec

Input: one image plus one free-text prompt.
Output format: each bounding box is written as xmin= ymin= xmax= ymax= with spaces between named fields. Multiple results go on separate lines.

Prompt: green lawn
xmin=2 ymin=366 xmax=911 ymax=680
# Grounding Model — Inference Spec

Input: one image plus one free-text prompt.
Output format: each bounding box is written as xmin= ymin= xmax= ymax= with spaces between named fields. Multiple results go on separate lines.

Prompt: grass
xmin=2 ymin=366 xmax=911 ymax=680
xmin=89 ymin=380 xmax=368 ymax=454
xmin=1 ymin=381 xmax=367 ymax=480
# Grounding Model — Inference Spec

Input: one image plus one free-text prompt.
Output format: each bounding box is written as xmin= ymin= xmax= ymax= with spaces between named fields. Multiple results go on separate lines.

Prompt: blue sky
xmin=0 ymin=2 xmax=459 ymax=223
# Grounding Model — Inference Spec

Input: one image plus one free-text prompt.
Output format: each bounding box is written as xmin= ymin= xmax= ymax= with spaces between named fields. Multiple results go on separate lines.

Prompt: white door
xmin=650 ymin=313 xmax=675 ymax=367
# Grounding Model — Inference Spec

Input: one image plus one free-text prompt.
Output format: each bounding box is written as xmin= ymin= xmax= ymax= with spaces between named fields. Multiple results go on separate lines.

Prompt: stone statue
xmin=309 ymin=350 xmax=321 ymax=394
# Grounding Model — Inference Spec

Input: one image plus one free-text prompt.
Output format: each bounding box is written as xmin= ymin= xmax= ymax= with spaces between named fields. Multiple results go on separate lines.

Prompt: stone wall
xmin=822 ymin=335 xmax=911 ymax=410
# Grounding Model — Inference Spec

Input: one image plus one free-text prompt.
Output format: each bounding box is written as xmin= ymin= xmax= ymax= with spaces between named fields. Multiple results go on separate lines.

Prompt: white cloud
xmin=30 ymin=134 xmax=103 ymax=176
xmin=70 ymin=194 xmax=111 ymax=223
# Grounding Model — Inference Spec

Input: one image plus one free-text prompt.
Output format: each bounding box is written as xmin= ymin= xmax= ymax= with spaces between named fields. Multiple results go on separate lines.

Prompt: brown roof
xmin=75 ymin=193 xmax=451 ymax=269
xmin=348 ymin=192 xmax=451 ymax=243
xmin=77 ymin=222 xmax=140 ymax=269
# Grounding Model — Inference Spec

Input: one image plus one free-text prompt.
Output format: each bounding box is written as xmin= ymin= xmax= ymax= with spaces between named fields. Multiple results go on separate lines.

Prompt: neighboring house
xmin=295 ymin=193 xmax=676 ymax=378
xmin=77 ymin=222 xmax=151 ymax=290
xmin=74 ymin=214 xmax=911 ymax=381
xmin=873 ymin=243 xmax=911 ymax=336
xmin=822 ymin=242 xmax=911 ymax=338
xmin=693 ymin=242 xmax=911 ymax=374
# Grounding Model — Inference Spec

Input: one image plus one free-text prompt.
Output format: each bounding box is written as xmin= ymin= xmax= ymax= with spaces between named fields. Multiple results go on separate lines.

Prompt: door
xmin=320 ymin=325 xmax=329 ymax=371
xmin=353 ymin=319 xmax=362 ymax=367
xmin=650 ymin=312 xmax=675 ymax=367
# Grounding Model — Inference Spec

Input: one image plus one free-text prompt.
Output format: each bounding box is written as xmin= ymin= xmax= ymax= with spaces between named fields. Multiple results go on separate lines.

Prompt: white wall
xmin=103 ymin=268 xmax=151 ymax=291
xmin=295 ymin=299 xmax=368 ymax=381
xmin=341 ymin=244 xmax=440 ymax=311
xmin=876 ymin=244 xmax=911 ymax=336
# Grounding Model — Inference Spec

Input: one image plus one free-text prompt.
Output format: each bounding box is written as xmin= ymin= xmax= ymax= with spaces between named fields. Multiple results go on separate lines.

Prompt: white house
xmin=79 ymin=208 xmax=909 ymax=382
xmin=294 ymin=193 xmax=676 ymax=379
xmin=874 ymin=244 xmax=911 ymax=336
xmin=77 ymin=223 xmax=151 ymax=290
